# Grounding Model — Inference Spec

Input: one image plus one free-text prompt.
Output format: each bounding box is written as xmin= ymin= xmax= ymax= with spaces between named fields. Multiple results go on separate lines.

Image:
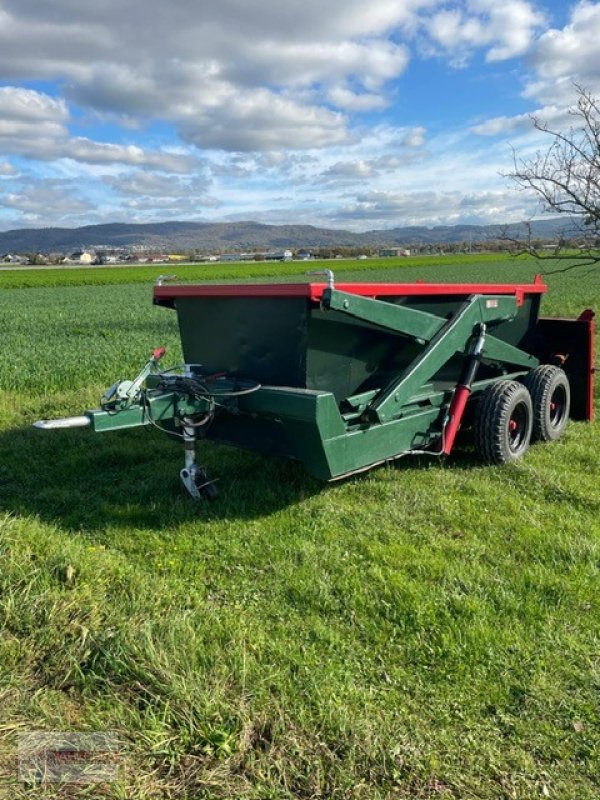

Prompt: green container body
xmin=151 ymin=281 xmax=546 ymax=480
xmin=167 ymin=290 xmax=541 ymax=401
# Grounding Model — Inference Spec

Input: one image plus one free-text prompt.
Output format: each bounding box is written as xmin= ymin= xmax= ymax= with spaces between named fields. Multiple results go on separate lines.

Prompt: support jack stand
xmin=180 ymin=418 xmax=219 ymax=500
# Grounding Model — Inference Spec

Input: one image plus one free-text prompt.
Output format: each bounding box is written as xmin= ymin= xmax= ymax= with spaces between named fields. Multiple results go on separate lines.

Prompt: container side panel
xmin=386 ymin=295 xmax=540 ymax=349
xmin=306 ymin=309 xmax=408 ymax=401
xmin=306 ymin=294 xmax=541 ymax=402
xmin=489 ymin=295 xmax=541 ymax=349
xmin=205 ymin=415 xmax=295 ymax=458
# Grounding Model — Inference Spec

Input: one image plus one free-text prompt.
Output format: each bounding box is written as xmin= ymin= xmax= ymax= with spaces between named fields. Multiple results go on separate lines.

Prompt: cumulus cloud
xmin=327 ymin=86 xmax=389 ymax=112
xmin=334 ymin=188 xmax=535 ymax=226
xmin=320 ymin=147 xmax=428 ymax=183
xmin=525 ymin=1 xmax=600 ymax=104
xmin=0 ymin=87 xmax=195 ymax=170
xmin=425 ymin=0 xmax=545 ymax=63
xmin=0 ymin=0 xmax=589 ymax=230
xmin=321 ymin=160 xmax=376 ymax=181
xmin=104 ymin=171 xmax=220 ymax=213
xmin=1 ymin=179 xmax=96 ymax=225
xmin=0 ymin=0 xmax=557 ymax=160
xmin=0 ymin=0 xmax=425 ymax=153
xmin=59 ymin=140 xmax=195 ymax=171
xmin=0 ymin=86 xmax=68 ymax=122
xmin=471 ymin=105 xmax=571 ymax=136
xmin=105 ymin=172 xmax=206 ymax=197
xmin=472 ymin=3 xmax=600 ymax=138
xmin=178 ymin=91 xmax=349 ymax=151
xmin=0 ymin=173 xmax=220 ymax=227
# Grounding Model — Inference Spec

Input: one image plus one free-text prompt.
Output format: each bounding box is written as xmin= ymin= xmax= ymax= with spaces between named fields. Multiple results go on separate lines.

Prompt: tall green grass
xmin=0 ymin=256 xmax=598 ymax=799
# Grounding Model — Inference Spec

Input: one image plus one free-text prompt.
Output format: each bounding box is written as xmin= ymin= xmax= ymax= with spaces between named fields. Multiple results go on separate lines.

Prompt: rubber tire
xmin=522 ymin=365 xmax=570 ymax=442
xmin=474 ymin=380 xmax=533 ymax=464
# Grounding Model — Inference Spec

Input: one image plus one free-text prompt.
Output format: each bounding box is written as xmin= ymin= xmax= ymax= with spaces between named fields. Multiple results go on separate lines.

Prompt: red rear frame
xmin=154 ymin=274 xmax=548 ymax=307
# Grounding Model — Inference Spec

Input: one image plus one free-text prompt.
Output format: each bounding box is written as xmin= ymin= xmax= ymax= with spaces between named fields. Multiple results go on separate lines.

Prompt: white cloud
xmin=0 ymin=87 xmax=195 ymax=171
xmin=471 ymin=112 xmax=532 ymax=136
xmin=105 ymin=172 xmax=206 ymax=197
xmin=471 ymin=3 xmax=600 ymax=139
xmin=526 ymin=1 xmax=600 ymax=104
xmin=2 ymin=179 xmax=96 ymax=225
xmin=0 ymin=86 xmax=69 ymax=122
xmin=321 ymin=160 xmax=375 ymax=181
xmin=227 ymin=40 xmax=409 ymax=90
xmin=0 ymin=0 xmax=556 ymax=165
xmin=0 ymin=0 xmax=427 ymax=153
xmin=401 ymin=126 xmax=427 ymax=147
xmin=334 ymin=188 xmax=534 ymax=227
xmin=0 ymin=0 xmax=587 ymax=230
xmin=0 ymin=162 xmax=16 ymax=176
xmin=471 ymin=105 xmax=571 ymax=136
xmin=104 ymin=171 xmax=220 ymax=213
xmin=59 ymin=139 xmax=195 ymax=171
xmin=319 ymin=144 xmax=428 ymax=183
xmin=179 ymin=90 xmax=349 ymax=151
xmin=327 ymin=86 xmax=388 ymax=112
xmin=424 ymin=0 xmax=545 ymax=63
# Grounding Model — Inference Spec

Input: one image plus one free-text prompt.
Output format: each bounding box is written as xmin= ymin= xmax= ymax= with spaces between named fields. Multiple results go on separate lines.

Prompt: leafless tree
xmin=504 ymin=84 xmax=600 ymax=272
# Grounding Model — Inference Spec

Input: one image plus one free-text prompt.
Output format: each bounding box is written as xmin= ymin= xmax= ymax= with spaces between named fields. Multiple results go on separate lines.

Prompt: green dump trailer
xmin=35 ymin=274 xmax=595 ymax=499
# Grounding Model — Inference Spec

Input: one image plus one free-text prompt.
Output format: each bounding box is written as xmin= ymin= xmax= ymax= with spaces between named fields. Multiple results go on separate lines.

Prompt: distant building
xmin=379 ymin=248 xmax=411 ymax=257
xmin=2 ymin=253 xmax=28 ymax=264
xmin=264 ymin=250 xmax=293 ymax=261
xmin=63 ymin=250 xmax=94 ymax=265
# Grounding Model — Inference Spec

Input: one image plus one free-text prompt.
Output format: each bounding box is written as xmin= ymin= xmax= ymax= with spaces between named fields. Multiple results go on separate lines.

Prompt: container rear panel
xmin=175 ymin=296 xmax=308 ymax=386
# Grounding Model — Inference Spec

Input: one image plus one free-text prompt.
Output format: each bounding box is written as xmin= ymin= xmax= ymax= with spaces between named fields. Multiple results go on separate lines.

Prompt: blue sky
xmin=0 ymin=0 xmax=597 ymax=231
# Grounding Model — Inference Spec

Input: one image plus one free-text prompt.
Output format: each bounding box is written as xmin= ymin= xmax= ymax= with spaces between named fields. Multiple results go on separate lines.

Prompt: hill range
xmin=0 ymin=217 xmax=576 ymax=254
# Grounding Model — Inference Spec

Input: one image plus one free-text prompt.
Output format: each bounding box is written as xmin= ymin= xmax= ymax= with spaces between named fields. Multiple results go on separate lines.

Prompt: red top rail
xmin=155 ymin=275 xmax=547 ymax=307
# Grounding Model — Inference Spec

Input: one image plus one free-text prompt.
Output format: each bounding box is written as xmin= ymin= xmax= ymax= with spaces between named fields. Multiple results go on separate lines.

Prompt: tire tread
xmin=474 ymin=380 xmax=532 ymax=464
xmin=522 ymin=365 xmax=570 ymax=442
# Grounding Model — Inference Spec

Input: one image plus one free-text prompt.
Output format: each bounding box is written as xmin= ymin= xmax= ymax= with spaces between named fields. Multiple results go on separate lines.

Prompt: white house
xmin=63 ymin=250 xmax=94 ymax=265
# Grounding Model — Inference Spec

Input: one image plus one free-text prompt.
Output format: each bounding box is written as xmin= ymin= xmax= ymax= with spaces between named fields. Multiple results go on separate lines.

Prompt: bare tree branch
xmin=503 ymin=84 xmax=600 ymax=272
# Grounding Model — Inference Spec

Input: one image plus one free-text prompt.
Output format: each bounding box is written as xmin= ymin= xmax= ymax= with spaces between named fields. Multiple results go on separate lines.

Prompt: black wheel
xmin=522 ymin=365 xmax=570 ymax=442
xmin=474 ymin=380 xmax=533 ymax=464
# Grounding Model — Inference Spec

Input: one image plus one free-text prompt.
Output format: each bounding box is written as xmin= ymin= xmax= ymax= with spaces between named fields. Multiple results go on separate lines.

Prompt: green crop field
xmin=0 ymin=252 xmax=528 ymax=290
xmin=0 ymin=255 xmax=599 ymax=799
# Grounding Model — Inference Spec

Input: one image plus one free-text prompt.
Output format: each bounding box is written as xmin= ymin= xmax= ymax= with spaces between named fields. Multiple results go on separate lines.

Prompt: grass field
xmin=0 ymin=255 xmax=599 ymax=799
